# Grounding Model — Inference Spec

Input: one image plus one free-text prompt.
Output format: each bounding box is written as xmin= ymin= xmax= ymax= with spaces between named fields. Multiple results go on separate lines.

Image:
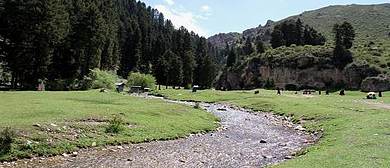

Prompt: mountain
xmin=208 ymin=3 xmax=390 ymax=50
xmin=212 ymin=3 xmax=390 ymax=91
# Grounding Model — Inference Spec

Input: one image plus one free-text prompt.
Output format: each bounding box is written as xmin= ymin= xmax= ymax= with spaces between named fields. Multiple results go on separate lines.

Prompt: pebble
xmin=117 ymin=146 xmax=124 ymax=149
xmin=262 ymin=155 xmax=274 ymax=159
xmin=91 ymin=142 xmax=97 ymax=147
xmin=72 ymin=152 xmax=78 ymax=157
xmin=285 ymin=156 xmax=293 ymax=159
xmin=62 ymin=153 xmax=69 ymax=157
xmin=295 ymin=125 xmax=306 ymax=131
xmin=179 ymin=159 xmax=186 ymax=163
xmin=33 ymin=124 xmax=41 ymax=128
xmin=278 ymin=143 xmax=287 ymax=146
xmin=50 ymin=123 xmax=58 ymax=127
xmin=260 ymin=140 xmax=267 ymax=143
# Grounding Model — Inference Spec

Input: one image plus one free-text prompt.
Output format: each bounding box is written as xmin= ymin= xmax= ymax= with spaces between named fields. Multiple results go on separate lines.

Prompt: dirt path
xmin=4 ymin=96 xmax=317 ymax=168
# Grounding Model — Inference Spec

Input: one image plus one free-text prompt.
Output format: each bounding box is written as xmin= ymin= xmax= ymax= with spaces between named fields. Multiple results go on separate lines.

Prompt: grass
xmin=154 ymin=89 xmax=390 ymax=168
xmin=0 ymin=90 xmax=219 ymax=161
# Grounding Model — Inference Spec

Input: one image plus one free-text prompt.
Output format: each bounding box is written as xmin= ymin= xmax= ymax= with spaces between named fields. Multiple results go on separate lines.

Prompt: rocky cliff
xmin=215 ymin=49 xmax=382 ymax=90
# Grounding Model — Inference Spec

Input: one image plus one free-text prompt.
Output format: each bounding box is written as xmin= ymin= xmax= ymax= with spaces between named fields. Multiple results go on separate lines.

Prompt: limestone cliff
xmin=216 ymin=50 xmax=382 ymax=90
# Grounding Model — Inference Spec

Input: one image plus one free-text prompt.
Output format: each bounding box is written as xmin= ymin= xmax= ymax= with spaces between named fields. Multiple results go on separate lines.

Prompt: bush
xmin=82 ymin=69 xmax=117 ymax=90
xmin=0 ymin=127 xmax=16 ymax=155
xmin=127 ymin=72 xmax=156 ymax=89
xmin=105 ymin=115 xmax=125 ymax=134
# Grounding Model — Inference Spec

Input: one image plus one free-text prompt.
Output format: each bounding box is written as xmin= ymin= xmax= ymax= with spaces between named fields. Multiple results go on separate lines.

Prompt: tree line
xmin=0 ymin=0 xmax=217 ymax=89
xmin=270 ymin=19 xmax=326 ymax=48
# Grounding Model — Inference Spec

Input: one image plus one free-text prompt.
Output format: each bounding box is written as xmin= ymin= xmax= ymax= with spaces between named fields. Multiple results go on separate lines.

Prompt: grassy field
xmin=0 ymin=90 xmax=219 ymax=161
xmin=154 ymin=89 xmax=390 ymax=168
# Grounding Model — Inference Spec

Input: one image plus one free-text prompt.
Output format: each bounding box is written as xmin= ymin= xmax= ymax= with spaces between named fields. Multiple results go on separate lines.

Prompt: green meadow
xmin=0 ymin=90 xmax=219 ymax=161
xmin=154 ymin=89 xmax=390 ymax=168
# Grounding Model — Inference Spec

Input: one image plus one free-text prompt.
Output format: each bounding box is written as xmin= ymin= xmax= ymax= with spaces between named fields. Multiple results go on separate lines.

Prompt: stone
xmin=285 ymin=156 xmax=293 ymax=159
xmin=33 ymin=124 xmax=41 ymax=128
xmin=91 ymin=142 xmax=97 ymax=147
xmin=117 ymin=146 xmax=124 ymax=149
xmin=361 ymin=75 xmax=390 ymax=92
xmin=62 ymin=153 xmax=69 ymax=157
xmin=278 ymin=143 xmax=287 ymax=146
xmin=260 ymin=140 xmax=267 ymax=143
xmin=262 ymin=155 xmax=273 ymax=159
xmin=179 ymin=159 xmax=186 ymax=163
xmin=217 ymin=108 xmax=227 ymax=111
xmin=71 ymin=152 xmax=78 ymax=157
xmin=50 ymin=123 xmax=57 ymax=127
xmin=295 ymin=125 xmax=306 ymax=131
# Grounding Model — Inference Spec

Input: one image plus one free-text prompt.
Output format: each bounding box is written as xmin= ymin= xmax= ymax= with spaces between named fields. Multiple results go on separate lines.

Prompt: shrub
xmin=0 ymin=127 xmax=16 ymax=155
xmin=105 ymin=115 xmax=125 ymax=134
xmin=82 ymin=69 xmax=117 ymax=90
xmin=127 ymin=72 xmax=156 ymax=89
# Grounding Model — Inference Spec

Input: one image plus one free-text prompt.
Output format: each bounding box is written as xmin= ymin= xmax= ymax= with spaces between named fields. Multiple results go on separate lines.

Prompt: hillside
xmin=208 ymin=3 xmax=390 ymax=50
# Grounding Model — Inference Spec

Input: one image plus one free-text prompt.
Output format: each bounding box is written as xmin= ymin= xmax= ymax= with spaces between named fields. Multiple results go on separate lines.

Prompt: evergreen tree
xmin=155 ymin=56 xmax=168 ymax=86
xmin=340 ymin=21 xmax=355 ymax=49
xmin=194 ymin=37 xmax=207 ymax=85
xmin=226 ymin=47 xmax=236 ymax=67
xmin=256 ymin=39 xmax=265 ymax=54
xmin=243 ymin=37 xmax=254 ymax=55
xmin=165 ymin=50 xmax=183 ymax=86
xmin=332 ymin=23 xmax=353 ymax=68
xmin=293 ymin=18 xmax=303 ymax=45
xmin=270 ymin=29 xmax=285 ymax=48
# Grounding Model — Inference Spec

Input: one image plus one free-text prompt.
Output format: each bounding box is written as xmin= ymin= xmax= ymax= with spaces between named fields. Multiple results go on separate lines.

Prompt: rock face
xmin=216 ymin=51 xmax=381 ymax=90
xmin=360 ymin=75 xmax=390 ymax=92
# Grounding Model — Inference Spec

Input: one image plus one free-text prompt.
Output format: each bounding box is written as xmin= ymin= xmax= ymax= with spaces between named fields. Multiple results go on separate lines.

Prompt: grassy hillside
xmin=285 ymin=4 xmax=390 ymax=44
xmin=209 ymin=3 xmax=390 ymax=50
xmin=155 ymin=89 xmax=390 ymax=168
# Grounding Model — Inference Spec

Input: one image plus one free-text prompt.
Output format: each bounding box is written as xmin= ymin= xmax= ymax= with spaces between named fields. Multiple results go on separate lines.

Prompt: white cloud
xmin=162 ymin=0 xmax=174 ymax=6
xmin=155 ymin=5 xmax=207 ymax=36
xmin=201 ymin=5 xmax=211 ymax=12
xmin=196 ymin=15 xmax=210 ymax=20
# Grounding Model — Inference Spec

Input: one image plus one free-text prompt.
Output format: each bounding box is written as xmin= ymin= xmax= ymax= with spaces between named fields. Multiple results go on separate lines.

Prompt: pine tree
xmin=166 ymin=50 xmax=183 ymax=86
xmin=243 ymin=37 xmax=254 ymax=55
xmin=155 ymin=56 xmax=168 ymax=86
xmin=270 ymin=29 xmax=285 ymax=48
xmin=340 ymin=21 xmax=355 ymax=49
xmin=256 ymin=39 xmax=265 ymax=54
xmin=293 ymin=18 xmax=303 ymax=45
xmin=226 ymin=47 xmax=236 ymax=67
xmin=333 ymin=23 xmax=352 ymax=68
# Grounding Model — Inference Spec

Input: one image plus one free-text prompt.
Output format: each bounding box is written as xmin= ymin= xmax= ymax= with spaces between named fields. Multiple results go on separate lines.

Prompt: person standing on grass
xmin=277 ymin=87 xmax=281 ymax=95
xmin=339 ymin=90 xmax=345 ymax=96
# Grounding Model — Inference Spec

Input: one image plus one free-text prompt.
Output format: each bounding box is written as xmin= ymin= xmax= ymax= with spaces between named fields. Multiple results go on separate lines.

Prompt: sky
xmin=140 ymin=0 xmax=389 ymax=37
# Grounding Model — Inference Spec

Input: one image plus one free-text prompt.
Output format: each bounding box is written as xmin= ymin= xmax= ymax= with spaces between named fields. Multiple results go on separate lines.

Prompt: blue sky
xmin=140 ymin=0 xmax=389 ymax=37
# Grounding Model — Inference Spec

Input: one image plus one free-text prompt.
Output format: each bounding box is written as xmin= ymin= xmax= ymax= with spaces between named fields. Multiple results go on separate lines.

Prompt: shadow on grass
xmin=64 ymin=98 xmax=126 ymax=106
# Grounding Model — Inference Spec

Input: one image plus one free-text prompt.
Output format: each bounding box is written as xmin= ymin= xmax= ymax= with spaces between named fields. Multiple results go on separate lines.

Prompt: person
xmin=319 ymin=90 xmax=322 ymax=95
xmin=277 ymin=87 xmax=281 ymax=95
xmin=379 ymin=91 xmax=383 ymax=97
xmin=326 ymin=90 xmax=329 ymax=95
xmin=339 ymin=90 xmax=345 ymax=96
